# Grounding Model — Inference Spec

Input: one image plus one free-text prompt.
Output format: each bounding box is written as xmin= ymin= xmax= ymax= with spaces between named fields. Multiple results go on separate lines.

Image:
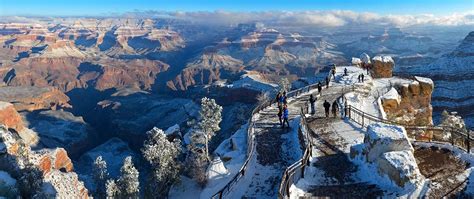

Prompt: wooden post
xmin=361 ymin=112 xmax=365 ymax=127
xmin=467 ymin=131 xmax=471 ymax=153
xmin=348 ymin=106 xmax=351 ymax=119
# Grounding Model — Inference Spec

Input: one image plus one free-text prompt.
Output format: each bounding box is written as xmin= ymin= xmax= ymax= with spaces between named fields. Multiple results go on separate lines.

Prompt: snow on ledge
xmin=373 ymin=55 xmax=394 ymax=63
xmin=381 ymin=87 xmax=401 ymax=104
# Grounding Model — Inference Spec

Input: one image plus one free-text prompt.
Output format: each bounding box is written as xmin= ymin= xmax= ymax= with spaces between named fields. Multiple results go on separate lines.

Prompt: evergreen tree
xmin=186 ymin=132 xmax=208 ymax=186
xmin=199 ymin=97 xmax=222 ymax=161
xmin=117 ymin=156 xmax=140 ymax=198
xmin=93 ymin=156 xmax=109 ymax=198
xmin=142 ymin=127 xmax=182 ymax=198
xmin=278 ymin=78 xmax=291 ymax=92
xmin=105 ymin=179 xmax=119 ymax=199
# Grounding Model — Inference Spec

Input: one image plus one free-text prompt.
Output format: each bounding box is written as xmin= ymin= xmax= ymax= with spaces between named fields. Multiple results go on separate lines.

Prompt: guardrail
xmin=211 ymin=76 xmax=329 ymax=199
xmin=345 ymin=105 xmax=473 ymax=152
xmin=278 ymin=105 xmax=312 ymax=199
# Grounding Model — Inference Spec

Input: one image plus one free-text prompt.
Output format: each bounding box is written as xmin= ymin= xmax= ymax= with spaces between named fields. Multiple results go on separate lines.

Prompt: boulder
xmin=381 ymin=87 xmax=401 ymax=111
xmin=377 ymin=150 xmax=423 ymax=187
xmin=364 ymin=123 xmax=413 ymax=162
xmin=371 ymin=56 xmax=394 ymax=78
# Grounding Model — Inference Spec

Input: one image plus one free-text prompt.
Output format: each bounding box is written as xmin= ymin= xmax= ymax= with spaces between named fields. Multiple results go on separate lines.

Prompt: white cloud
xmin=124 ymin=10 xmax=474 ymax=27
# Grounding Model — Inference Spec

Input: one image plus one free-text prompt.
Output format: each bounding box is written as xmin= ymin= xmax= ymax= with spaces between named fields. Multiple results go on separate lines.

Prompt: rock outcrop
xmin=0 ymin=125 xmax=89 ymax=198
xmin=0 ymin=86 xmax=71 ymax=111
xmin=381 ymin=76 xmax=434 ymax=130
xmin=351 ymin=123 xmax=424 ymax=189
xmin=0 ymin=101 xmax=24 ymax=132
xmin=371 ymin=56 xmax=394 ymax=78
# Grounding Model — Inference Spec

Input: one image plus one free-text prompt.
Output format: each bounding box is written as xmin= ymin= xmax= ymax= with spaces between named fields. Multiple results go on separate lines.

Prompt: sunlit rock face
xmin=381 ymin=76 xmax=434 ymax=127
xmin=371 ymin=56 xmax=394 ymax=78
xmin=0 ymin=86 xmax=71 ymax=111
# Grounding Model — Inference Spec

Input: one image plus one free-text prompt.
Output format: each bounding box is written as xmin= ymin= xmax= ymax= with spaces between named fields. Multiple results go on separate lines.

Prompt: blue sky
xmin=0 ymin=0 xmax=472 ymax=16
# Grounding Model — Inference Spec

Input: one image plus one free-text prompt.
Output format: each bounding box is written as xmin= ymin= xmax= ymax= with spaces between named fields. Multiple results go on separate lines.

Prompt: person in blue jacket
xmin=282 ymin=105 xmax=290 ymax=128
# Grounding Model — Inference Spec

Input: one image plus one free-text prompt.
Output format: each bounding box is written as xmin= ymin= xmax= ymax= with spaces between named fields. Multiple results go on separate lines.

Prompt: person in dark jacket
xmin=344 ymin=68 xmax=348 ymax=76
xmin=361 ymin=73 xmax=365 ymax=82
xmin=309 ymin=94 xmax=316 ymax=115
xmin=282 ymin=105 xmax=290 ymax=128
xmin=332 ymin=100 xmax=339 ymax=118
xmin=275 ymin=92 xmax=282 ymax=109
xmin=277 ymin=106 xmax=283 ymax=126
xmin=323 ymin=100 xmax=331 ymax=117
xmin=281 ymin=91 xmax=287 ymax=105
xmin=317 ymin=82 xmax=322 ymax=94
xmin=325 ymin=77 xmax=329 ymax=88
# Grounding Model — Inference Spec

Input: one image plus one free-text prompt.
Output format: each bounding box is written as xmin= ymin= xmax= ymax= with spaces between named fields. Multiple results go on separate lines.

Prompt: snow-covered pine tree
xmin=93 ymin=156 xmax=109 ymax=198
xmin=142 ymin=127 xmax=182 ymax=198
xmin=186 ymin=132 xmax=208 ymax=186
xmin=199 ymin=97 xmax=222 ymax=161
xmin=278 ymin=77 xmax=291 ymax=93
xmin=105 ymin=179 xmax=119 ymax=198
xmin=117 ymin=156 xmax=140 ymax=198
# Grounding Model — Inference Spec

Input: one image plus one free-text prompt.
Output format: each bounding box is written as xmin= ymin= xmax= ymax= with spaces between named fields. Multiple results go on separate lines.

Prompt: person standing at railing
xmin=323 ymin=100 xmax=331 ymax=118
xmin=309 ymin=94 xmax=316 ymax=115
xmin=317 ymin=82 xmax=322 ymax=95
xmin=282 ymin=104 xmax=290 ymax=128
xmin=332 ymin=100 xmax=339 ymax=118
xmin=275 ymin=91 xmax=282 ymax=108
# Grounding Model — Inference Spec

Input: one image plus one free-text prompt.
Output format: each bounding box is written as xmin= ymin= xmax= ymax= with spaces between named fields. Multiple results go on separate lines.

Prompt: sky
xmin=0 ymin=0 xmax=473 ymax=16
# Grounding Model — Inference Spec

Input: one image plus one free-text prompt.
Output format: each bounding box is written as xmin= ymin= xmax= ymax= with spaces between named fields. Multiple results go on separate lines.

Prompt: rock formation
xmin=0 ymin=102 xmax=24 ymax=132
xmin=351 ymin=123 xmax=424 ymax=189
xmin=371 ymin=56 xmax=394 ymax=78
xmin=0 ymin=125 xmax=89 ymax=198
xmin=0 ymin=86 xmax=71 ymax=111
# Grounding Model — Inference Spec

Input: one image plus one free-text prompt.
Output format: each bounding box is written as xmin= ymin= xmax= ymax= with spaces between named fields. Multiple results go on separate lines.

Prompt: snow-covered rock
xmin=360 ymin=53 xmax=371 ymax=64
xmin=381 ymin=87 xmax=401 ymax=109
xmin=351 ymin=57 xmax=362 ymax=66
xmin=363 ymin=123 xmax=413 ymax=162
xmin=377 ymin=150 xmax=423 ymax=188
xmin=371 ymin=56 xmax=394 ymax=78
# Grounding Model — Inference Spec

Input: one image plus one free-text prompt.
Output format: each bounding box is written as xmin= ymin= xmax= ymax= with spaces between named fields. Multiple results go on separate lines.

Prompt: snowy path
xmin=290 ymin=66 xmax=387 ymax=198
xmin=226 ymin=85 xmax=320 ymax=198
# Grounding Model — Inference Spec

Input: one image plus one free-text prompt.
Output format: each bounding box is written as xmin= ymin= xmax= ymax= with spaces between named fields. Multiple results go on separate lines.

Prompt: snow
xmin=0 ymin=101 xmax=11 ymax=110
xmin=206 ymin=157 xmax=230 ymax=183
xmin=372 ymin=55 xmax=394 ymax=63
xmin=165 ymin=124 xmax=180 ymax=136
xmin=366 ymin=123 xmax=410 ymax=145
xmin=360 ymin=53 xmax=371 ymax=64
xmin=381 ymin=87 xmax=401 ymax=104
xmin=414 ymin=76 xmax=434 ymax=86
xmin=227 ymin=72 xmax=278 ymax=92
xmin=351 ymin=57 xmax=362 ymax=65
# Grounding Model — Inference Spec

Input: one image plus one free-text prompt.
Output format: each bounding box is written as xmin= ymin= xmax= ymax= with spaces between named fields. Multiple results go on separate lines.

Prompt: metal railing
xmin=210 ymin=77 xmax=327 ymax=199
xmin=345 ymin=105 xmax=473 ymax=152
xmin=278 ymin=105 xmax=313 ymax=199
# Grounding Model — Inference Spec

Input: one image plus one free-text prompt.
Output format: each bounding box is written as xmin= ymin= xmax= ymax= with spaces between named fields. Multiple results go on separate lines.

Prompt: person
xmin=282 ymin=105 xmax=290 ymax=128
xmin=344 ymin=68 xmax=348 ymax=76
xmin=361 ymin=73 xmax=365 ymax=82
xmin=325 ymin=77 xmax=329 ymax=88
xmin=344 ymin=99 xmax=348 ymax=118
xmin=309 ymin=94 xmax=316 ymax=115
xmin=331 ymin=68 xmax=336 ymax=79
xmin=317 ymin=82 xmax=322 ymax=94
xmin=357 ymin=74 xmax=361 ymax=83
xmin=277 ymin=106 xmax=283 ymax=126
xmin=275 ymin=92 xmax=282 ymax=107
xmin=332 ymin=100 xmax=339 ymax=118
xmin=282 ymin=91 xmax=287 ymax=105
xmin=366 ymin=64 xmax=370 ymax=75
xmin=323 ymin=100 xmax=331 ymax=118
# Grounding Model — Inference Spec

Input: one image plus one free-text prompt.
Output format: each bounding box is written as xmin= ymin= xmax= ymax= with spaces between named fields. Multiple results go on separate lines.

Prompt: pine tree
xmin=105 ymin=179 xmax=119 ymax=198
xmin=93 ymin=156 xmax=109 ymax=198
xmin=186 ymin=132 xmax=208 ymax=186
xmin=278 ymin=78 xmax=290 ymax=92
xmin=199 ymin=97 xmax=222 ymax=161
xmin=142 ymin=127 xmax=182 ymax=198
xmin=117 ymin=156 xmax=140 ymax=198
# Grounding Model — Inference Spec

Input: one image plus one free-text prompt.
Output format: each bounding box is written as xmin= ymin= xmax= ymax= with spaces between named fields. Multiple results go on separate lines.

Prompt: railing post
xmin=361 ymin=112 xmax=364 ymax=127
xmin=348 ymin=106 xmax=351 ymax=119
xmin=467 ymin=131 xmax=470 ymax=153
